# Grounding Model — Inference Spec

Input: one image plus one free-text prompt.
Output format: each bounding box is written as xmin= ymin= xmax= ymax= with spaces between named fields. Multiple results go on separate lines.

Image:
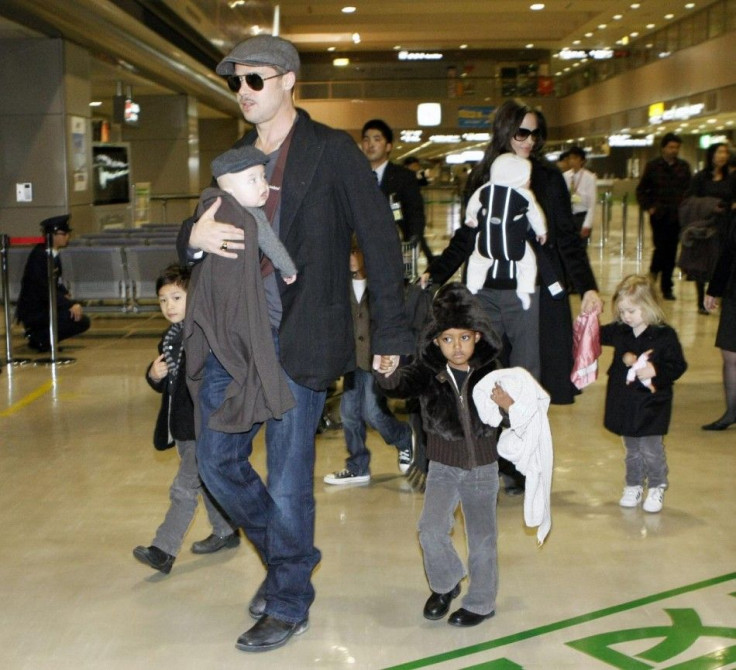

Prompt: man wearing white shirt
xmin=563 ymin=146 xmax=597 ymax=242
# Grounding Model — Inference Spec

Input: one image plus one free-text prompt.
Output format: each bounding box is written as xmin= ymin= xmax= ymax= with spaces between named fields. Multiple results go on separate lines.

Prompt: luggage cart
xmin=401 ymin=240 xmax=419 ymax=282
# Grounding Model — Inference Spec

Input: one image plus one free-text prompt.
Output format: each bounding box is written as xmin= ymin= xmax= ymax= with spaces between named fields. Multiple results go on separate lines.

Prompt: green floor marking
xmin=568 ymin=608 xmax=736 ymax=669
xmin=382 ymin=572 xmax=736 ymax=670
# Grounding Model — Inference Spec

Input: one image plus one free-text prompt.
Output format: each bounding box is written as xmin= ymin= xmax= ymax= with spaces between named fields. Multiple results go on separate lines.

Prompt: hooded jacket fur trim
xmin=376 ymin=283 xmax=503 ymax=469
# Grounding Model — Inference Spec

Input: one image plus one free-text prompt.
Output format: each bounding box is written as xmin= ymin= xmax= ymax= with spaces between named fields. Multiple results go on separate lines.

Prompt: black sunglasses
xmin=513 ymin=127 xmax=541 ymax=142
xmin=226 ymin=72 xmax=284 ymax=93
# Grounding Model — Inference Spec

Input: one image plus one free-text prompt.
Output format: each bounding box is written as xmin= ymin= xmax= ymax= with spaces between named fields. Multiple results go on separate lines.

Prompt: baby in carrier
xmin=465 ymin=153 xmax=547 ymax=310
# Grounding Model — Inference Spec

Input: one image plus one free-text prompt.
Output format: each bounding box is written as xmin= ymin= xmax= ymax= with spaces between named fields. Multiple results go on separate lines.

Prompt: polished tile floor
xmin=2 ymin=200 xmax=735 ymax=669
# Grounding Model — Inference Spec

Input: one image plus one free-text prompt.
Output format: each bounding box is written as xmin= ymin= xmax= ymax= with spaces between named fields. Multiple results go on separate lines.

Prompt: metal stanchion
xmin=637 ymin=207 xmax=645 ymax=263
xmin=1 ymin=234 xmax=33 ymax=367
xmin=35 ymin=232 xmax=75 ymax=366
xmin=596 ymin=191 xmax=609 ymax=248
xmin=621 ymin=193 xmax=629 ymax=253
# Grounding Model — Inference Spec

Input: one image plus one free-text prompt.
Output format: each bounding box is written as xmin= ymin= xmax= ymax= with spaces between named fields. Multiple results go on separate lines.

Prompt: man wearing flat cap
xmin=16 ymin=215 xmax=90 ymax=352
xmin=177 ymin=35 xmax=412 ymax=652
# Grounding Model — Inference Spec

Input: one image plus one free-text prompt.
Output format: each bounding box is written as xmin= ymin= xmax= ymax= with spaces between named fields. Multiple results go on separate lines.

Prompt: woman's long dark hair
xmin=704 ymin=142 xmax=730 ymax=180
xmin=465 ymin=99 xmax=548 ymax=198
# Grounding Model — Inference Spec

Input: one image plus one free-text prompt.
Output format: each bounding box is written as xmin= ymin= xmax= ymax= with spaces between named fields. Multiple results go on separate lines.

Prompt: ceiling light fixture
xmin=525 ymin=43 xmax=534 ymax=49
xmin=352 ymin=32 xmax=361 ymax=44
xmin=664 ymin=13 xmax=674 ymax=19
xmin=333 ymin=58 xmax=350 ymax=67
xmin=530 ymin=3 xmax=545 ymax=10
xmin=341 ymin=6 xmax=356 ymax=14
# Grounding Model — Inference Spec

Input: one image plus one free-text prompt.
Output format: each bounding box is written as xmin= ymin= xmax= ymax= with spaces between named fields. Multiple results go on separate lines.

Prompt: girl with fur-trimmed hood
xmin=375 ymin=282 xmax=504 ymax=628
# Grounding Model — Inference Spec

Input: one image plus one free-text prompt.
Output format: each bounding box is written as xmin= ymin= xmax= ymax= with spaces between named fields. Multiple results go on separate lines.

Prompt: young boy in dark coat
xmin=133 ymin=265 xmax=238 ymax=575
xmin=375 ymin=283 xmax=505 ymax=627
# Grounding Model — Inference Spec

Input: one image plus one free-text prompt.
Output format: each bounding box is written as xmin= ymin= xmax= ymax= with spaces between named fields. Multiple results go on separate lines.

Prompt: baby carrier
xmin=475 ymin=182 xmax=530 ymax=282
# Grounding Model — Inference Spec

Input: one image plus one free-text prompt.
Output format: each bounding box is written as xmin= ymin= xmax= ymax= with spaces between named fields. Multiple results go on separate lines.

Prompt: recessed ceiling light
xmin=598 ymin=24 xmax=607 ymax=29
xmin=630 ymin=2 xmax=640 ymax=8
xmin=341 ymin=6 xmax=356 ymax=13
xmin=630 ymin=31 xmax=639 ymax=37
xmin=352 ymin=32 xmax=361 ymax=44
xmin=613 ymin=14 xmax=623 ymax=20
xmin=89 ymin=101 xmax=102 ymax=107
xmin=459 ymin=44 xmax=468 ymax=49
xmin=333 ymin=58 xmax=350 ymax=67
xmin=664 ymin=13 xmax=674 ymax=19
xmin=327 ymin=46 xmax=336 ymax=52
xmin=530 ymin=3 xmax=545 ymax=10
xmin=526 ymin=43 xmax=534 ymax=48
xmin=393 ymin=45 xmax=401 ymax=50
xmin=573 ymin=39 xmax=581 ymax=45
xmin=585 ymin=32 xmax=594 ymax=37
xmin=685 ymin=3 xmax=695 ymax=8
xmin=646 ymin=23 xmax=656 ymax=29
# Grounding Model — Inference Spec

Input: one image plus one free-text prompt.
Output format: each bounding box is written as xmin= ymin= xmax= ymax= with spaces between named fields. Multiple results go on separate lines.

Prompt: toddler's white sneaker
xmin=619 ymin=485 xmax=643 ymax=508
xmin=643 ymin=486 xmax=665 ymax=513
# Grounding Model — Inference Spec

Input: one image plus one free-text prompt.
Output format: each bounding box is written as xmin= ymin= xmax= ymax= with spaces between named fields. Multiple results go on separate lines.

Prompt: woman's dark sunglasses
xmin=226 ymin=72 xmax=284 ymax=93
xmin=513 ymin=127 xmax=541 ymax=142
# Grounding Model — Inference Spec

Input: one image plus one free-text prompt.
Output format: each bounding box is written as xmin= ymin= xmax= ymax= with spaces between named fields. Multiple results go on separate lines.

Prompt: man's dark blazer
xmin=379 ymin=161 xmax=427 ymax=242
xmin=178 ymin=109 xmax=414 ymax=391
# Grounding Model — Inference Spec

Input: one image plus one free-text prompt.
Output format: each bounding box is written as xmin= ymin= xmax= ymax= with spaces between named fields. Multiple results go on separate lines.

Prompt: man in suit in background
xmin=636 ymin=132 xmax=692 ymax=300
xmin=361 ymin=119 xmax=434 ymax=264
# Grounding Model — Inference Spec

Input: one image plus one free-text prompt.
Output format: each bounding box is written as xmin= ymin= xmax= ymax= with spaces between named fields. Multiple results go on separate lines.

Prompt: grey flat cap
xmin=216 ymin=35 xmax=300 ymax=76
xmin=211 ymin=146 xmax=269 ymax=179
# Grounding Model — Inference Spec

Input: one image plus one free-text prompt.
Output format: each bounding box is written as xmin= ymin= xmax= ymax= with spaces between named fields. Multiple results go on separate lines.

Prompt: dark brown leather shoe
xmin=133 ymin=545 xmax=175 ymax=574
xmin=448 ymin=607 xmax=495 ymax=627
xmin=423 ymin=583 xmax=461 ymax=620
xmin=235 ymin=615 xmax=309 ymax=652
xmin=190 ymin=532 xmax=240 ymax=554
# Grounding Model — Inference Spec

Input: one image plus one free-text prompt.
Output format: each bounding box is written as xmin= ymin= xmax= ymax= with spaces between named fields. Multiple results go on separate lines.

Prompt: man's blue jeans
xmin=340 ymin=368 xmax=413 ymax=476
xmin=196 ymin=351 xmax=324 ymax=624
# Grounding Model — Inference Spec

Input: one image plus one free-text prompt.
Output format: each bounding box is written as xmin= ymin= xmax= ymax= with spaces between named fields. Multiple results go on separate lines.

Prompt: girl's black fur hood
xmin=418 ymin=282 xmax=502 ymax=371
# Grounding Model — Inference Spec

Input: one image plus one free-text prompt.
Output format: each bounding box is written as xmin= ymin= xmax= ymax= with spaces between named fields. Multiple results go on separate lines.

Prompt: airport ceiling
xmin=0 ymin=0 xmax=730 ymax=156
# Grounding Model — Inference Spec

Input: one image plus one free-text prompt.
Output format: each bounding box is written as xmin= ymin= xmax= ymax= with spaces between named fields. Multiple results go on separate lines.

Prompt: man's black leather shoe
xmin=235 ymin=615 xmax=309 ymax=652
xmin=190 ymin=532 xmax=240 ymax=554
xmin=448 ymin=607 xmax=495 ymax=627
xmin=133 ymin=545 xmax=175 ymax=574
xmin=423 ymin=583 xmax=461 ymax=620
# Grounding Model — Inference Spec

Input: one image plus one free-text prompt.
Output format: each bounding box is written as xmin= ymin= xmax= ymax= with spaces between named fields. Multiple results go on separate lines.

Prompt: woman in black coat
xmin=682 ymin=142 xmax=736 ymax=314
xmin=703 ymin=214 xmax=736 ymax=429
xmin=423 ymin=100 xmax=603 ymax=406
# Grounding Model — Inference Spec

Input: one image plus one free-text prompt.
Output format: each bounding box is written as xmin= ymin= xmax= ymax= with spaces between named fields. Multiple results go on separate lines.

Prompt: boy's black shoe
xmin=423 ymin=583 xmax=461 ymax=620
xmin=133 ymin=545 xmax=175 ymax=574
xmin=448 ymin=608 xmax=495 ymax=627
xmin=190 ymin=532 xmax=240 ymax=554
